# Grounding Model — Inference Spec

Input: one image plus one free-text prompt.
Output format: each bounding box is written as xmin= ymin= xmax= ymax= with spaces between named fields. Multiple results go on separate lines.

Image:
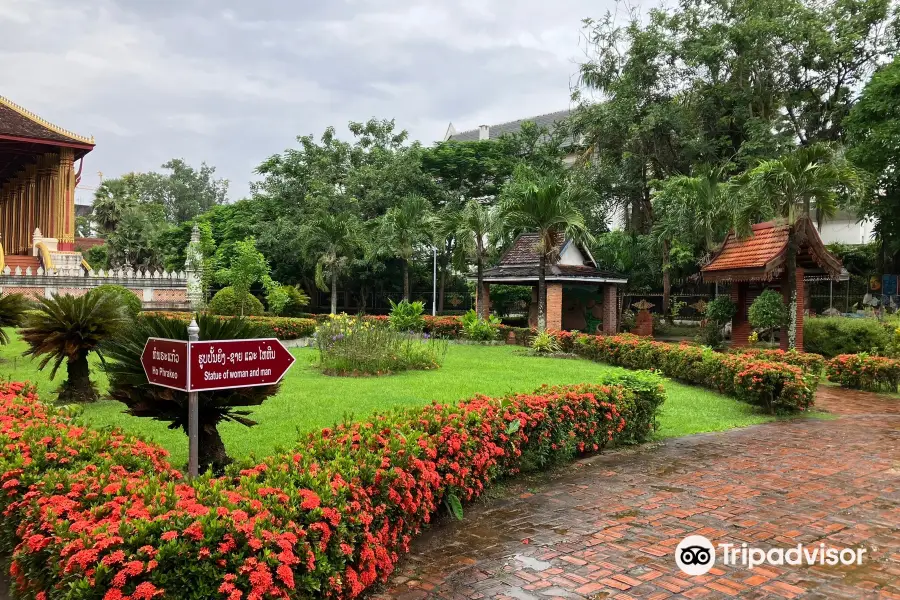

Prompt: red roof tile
xmin=703 ymin=221 xmax=787 ymax=273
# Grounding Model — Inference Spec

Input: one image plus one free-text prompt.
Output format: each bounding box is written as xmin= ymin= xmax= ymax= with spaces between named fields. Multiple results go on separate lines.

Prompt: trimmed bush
xmin=140 ymin=312 xmax=317 ymax=340
xmin=208 ymin=286 xmax=265 ymax=317
xmin=747 ymin=289 xmax=788 ymax=342
xmin=573 ymin=333 xmax=816 ymax=411
xmin=728 ymin=347 xmax=826 ymax=376
xmin=826 ymin=353 xmax=900 ymax=392
xmin=92 ymin=283 xmax=142 ymax=317
xmin=804 ymin=317 xmax=892 ymax=357
xmin=0 ymin=376 xmax=663 ymax=599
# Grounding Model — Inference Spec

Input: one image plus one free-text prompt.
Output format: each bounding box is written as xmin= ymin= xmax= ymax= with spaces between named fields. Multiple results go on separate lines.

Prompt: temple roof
xmin=702 ymin=218 xmax=842 ymax=282
xmin=0 ymin=95 xmax=94 ymax=147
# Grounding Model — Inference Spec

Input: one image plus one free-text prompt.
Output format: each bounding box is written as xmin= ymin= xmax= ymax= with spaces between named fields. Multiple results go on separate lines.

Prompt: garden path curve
xmin=376 ymin=387 xmax=900 ymax=600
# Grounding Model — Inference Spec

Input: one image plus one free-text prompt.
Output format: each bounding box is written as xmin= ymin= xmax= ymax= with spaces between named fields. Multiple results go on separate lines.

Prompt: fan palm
xmin=0 ymin=293 xmax=30 ymax=345
xmin=736 ymin=143 xmax=864 ymax=348
xmin=501 ymin=171 xmax=594 ymax=330
xmin=21 ymin=292 xmax=131 ymax=402
xmin=456 ymin=199 xmax=500 ymax=318
xmin=103 ymin=314 xmax=275 ymax=473
xmin=301 ymin=211 xmax=364 ymax=314
xmin=377 ymin=195 xmax=433 ymax=300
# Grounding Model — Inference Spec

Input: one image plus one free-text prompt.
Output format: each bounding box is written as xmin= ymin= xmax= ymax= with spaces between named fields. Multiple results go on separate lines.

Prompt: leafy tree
xmin=736 ymin=143 xmax=864 ymax=348
xmin=21 ymin=292 xmax=130 ymax=402
xmin=748 ymin=289 xmax=789 ymax=342
xmin=103 ymin=315 xmax=277 ymax=472
xmin=140 ymin=159 xmax=228 ymax=223
xmin=376 ymin=195 xmax=433 ymax=300
xmin=500 ymin=169 xmax=594 ymax=330
xmin=456 ymin=199 xmax=500 ymax=318
xmin=301 ymin=211 xmax=365 ymax=314
xmin=846 ymin=56 xmax=900 ymax=271
xmin=216 ymin=237 xmax=285 ymax=315
xmin=90 ymin=174 xmax=143 ymax=233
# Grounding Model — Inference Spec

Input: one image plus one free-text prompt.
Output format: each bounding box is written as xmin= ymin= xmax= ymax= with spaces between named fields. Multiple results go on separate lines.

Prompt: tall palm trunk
xmin=194 ymin=418 xmax=231 ymax=475
xmin=662 ymin=238 xmax=672 ymax=323
xmin=402 ymin=259 xmax=410 ymax=300
xmin=476 ymin=241 xmax=487 ymax=318
xmin=538 ymin=253 xmax=547 ymax=331
xmin=330 ymin=271 xmax=338 ymax=315
xmin=784 ymin=226 xmax=799 ymax=349
xmin=438 ymin=270 xmax=446 ymax=313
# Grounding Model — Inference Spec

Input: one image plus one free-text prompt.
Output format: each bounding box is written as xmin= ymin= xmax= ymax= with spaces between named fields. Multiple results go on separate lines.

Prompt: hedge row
xmin=142 ymin=311 xmax=317 ymax=340
xmin=826 ymin=353 xmax=900 ymax=393
xmin=0 ymin=375 xmax=664 ymax=599
xmin=726 ymin=347 xmax=826 ymax=375
xmin=551 ymin=333 xmax=817 ymax=412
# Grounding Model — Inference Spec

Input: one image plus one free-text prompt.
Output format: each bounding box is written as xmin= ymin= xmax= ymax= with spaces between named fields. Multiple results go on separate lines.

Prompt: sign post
xmin=139 ymin=319 xmax=295 ymax=479
xmin=187 ymin=319 xmax=200 ymax=478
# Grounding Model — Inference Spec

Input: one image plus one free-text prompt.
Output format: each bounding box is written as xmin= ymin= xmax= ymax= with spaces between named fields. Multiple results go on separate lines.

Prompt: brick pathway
xmin=376 ymin=387 xmax=900 ymax=599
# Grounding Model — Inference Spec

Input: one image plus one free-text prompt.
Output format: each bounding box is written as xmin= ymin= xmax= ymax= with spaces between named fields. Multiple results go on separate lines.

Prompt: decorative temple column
xmin=57 ymin=148 xmax=75 ymax=251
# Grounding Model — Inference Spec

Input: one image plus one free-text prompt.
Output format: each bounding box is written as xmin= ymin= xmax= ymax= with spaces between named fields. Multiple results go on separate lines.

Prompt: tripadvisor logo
xmin=675 ymin=535 xmax=867 ymax=576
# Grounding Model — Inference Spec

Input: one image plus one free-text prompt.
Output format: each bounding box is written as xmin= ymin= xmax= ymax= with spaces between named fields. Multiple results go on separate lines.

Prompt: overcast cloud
xmin=1 ymin=0 xmax=624 ymax=201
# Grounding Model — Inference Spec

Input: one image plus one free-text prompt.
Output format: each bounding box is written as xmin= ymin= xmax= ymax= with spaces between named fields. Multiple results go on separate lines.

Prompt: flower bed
xmin=826 ymin=353 xmax=900 ymax=392
xmin=0 ymin=376 xmax=664 ymax=599
xmin=140 ymin=312 xmax=317 ymax=340
xmin=571 ymin=334 xmax=816 ymax=411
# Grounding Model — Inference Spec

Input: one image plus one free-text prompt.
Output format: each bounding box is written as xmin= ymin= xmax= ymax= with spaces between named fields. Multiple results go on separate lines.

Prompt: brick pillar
xmin=780 ymin=267 xmax=804 ymax=351
xmin=546 ymin=283 xmax=563 ymax=330
xmin=602 ymin=284 xmax=618 ymax=334
xmin=730 ymin=283 xmax=751 ymax=347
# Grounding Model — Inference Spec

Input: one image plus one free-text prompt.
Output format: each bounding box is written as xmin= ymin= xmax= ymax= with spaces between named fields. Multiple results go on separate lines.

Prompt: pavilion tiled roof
xmin=0 ymin=95 xmax=94 ymax=147
xmin=702 ymin=219 xmax=842 ymax=282
xmin=499 ymin=232 xmax=567 ymax=265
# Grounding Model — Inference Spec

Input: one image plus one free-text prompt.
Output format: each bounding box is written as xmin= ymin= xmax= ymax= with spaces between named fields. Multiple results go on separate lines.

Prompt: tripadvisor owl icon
xmin=676 ymin=535 xmax=716 ymax=576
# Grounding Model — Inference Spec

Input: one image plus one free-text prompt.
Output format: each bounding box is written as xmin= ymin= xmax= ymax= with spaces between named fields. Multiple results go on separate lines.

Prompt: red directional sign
xmin=141 ymin=338 xmax=190 ymax=391
xmin=187 ymin=338 xmax=295 ymax=392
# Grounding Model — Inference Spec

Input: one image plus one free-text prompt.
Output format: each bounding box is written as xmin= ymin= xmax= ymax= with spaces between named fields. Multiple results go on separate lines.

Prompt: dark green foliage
xmin=276 ymin=285 xmax=311 ymax=317
xmin=489 ymin=285 xmax=532 ymax=317
xmin=92 ymin=284 xmax=142 ymax=318
xmin=83 ymin=244 xmax=109 ymax=270
xmin=706 ymin=297 xmax=737 ymax=325
xmin=103 ymin=314 xmax=274 ymax=472
xmin=748 ymin=290 xmax=789 ymax=342
xmin=597 ymin=371 xmax=666 ymax=444
xmin=208 ymin=287 xmax=265 ymax=317
xmin=388 ymin=299 xmax=426 ymax=332
xmin=804 ymin=317 xmax=892 ymax=358
xmin=20 ymin=293 xmax=131 ymax=402
xmin=0 ymin=294 xmax=30 ymax=345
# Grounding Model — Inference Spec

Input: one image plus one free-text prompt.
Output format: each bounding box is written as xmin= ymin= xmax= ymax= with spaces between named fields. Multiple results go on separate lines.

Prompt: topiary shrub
xmin=208 ymin=286 xmax=265 ymax=316
xmin=91 ymin=284 xmax=142 ymax=317
xmin=700 ymin=296 xmax=736 ymax=349
xmin=804 ymin=316 xmax=892 ymax=357
xmin=748 ymin=289 xmax=789 ymax=343
xmin=277 ymin=285 xmax=311 ymax=317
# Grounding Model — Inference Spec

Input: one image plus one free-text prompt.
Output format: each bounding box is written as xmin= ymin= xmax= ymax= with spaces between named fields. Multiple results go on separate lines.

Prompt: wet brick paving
xmin=375 ymin=386 xmax=900 ymax=599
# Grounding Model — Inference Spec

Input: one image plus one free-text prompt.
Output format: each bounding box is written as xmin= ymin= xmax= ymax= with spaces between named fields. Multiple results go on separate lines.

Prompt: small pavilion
xmin=701 ymin=218 xmax=843 ymax=351
xmin=475 ymin=233 xmax=626 ymax=333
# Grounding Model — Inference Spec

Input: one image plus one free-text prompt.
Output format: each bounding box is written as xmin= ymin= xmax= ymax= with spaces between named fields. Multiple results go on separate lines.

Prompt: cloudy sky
xmin=1 ymin=0 xmax=628 ymax=201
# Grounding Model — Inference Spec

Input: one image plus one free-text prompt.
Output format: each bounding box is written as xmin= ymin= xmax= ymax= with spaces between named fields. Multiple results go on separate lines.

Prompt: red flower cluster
xmin=0 ymin=378 xmax=663 ymax=599
xmin=727 ymin=347 xmax=825 ymax=375
xmin=826 ymin=353 xmax=900 ymax=392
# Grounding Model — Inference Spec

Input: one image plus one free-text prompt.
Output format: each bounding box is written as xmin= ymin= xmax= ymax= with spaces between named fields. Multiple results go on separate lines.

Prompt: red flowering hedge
xmin=141 ymin=312 xmax=317 ymax=340
xmin=826 ymin=353 xmax=900 ymax=392
xmin=569 ymin=334 xmax=817 ymax=411
xmin=727 ymin=347 xmax=825 ymax=375
xmin=0 ymin=375 xmax=664 ymax=599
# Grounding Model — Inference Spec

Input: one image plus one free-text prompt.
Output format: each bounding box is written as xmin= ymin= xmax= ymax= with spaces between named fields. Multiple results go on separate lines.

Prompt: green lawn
xmin=0 ymin=332 xmax=777 ymax=467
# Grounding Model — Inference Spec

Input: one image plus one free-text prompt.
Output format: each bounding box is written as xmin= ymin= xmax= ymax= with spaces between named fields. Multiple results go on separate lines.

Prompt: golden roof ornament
xmin=690 ymin=300 xmax=708 ymax=314
xmin=632 ymin=299 xmax=655 ymax=311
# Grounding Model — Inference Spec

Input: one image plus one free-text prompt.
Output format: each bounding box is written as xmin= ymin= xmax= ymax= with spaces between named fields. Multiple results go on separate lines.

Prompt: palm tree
xmin=653 ymin=164 xmax=733 ymax=317
xmin=0 ymin=293 xmax=30 ymax=345
xmin=21 ymin=292 xmax=131 ymax=402
xmin=377 ymin=195 xmax=433 ymax=300
xmin=501 ymin=171 xmax=594 ymax=330
xmin=736 ymin=143 xmax=863 ymax=348
xmin=456 ymin=199 xmax=499 ymax=318
xmin=301 ymin=211 xmax=364 ymax=314
xmin=103 ymin=314 xmax=276 ymax=473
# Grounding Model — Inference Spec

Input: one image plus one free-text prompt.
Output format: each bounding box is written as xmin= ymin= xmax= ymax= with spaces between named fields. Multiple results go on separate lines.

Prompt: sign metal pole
xmin=432 ymin=246 xmax=437 ymax=317
xmin=187 ymin=318 xmax=200 ymax=478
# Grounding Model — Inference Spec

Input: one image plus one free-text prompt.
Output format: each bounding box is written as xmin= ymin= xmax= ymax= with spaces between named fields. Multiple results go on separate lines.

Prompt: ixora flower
xmin=0 ymin=377 xmax=663 ymax=600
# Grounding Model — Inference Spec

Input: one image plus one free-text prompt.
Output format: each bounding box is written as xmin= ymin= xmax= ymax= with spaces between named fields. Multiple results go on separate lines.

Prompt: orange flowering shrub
xmin=0 ymin=377 xmax=663 ymax=599
xmin=826 ymin=353 xmax=900 ymax=392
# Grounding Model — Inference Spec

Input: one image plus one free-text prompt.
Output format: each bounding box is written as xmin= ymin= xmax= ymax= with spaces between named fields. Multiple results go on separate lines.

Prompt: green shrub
xmin=277 ymin=285 xmax=311 ymax=317
xmin=701 ymin=296 xmax=736 ymax=349
xmin=91 ymin=284 xmax=142 ymax=317
xmin=826 ymin=352 xmax=900 ymax=392
xmin=596 ymin=370 xmax=666 ymax=443
xmin=388 ymin=299 xmax=426 ymax=332
xmin=315 ymin=314 xmax=447 ymax=375
xmin=83 ymin=243 xmax=109 ymax=270
xmin=748 ymin=289 xmax=788 ymax=342
xmin=208 ymin=286 xmax=265 ymax=316
xmin=460 ymin=309 xmax=501 ymax=341
xmin=804 ymin=317 xmax=892 ymax=357
xmin=530 ymin=330 xmax=561 ymax=354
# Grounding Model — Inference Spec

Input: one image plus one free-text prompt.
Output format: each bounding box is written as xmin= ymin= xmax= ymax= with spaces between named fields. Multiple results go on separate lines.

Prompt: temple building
xmin=0 ymin=95 xmax=190 ymax=308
